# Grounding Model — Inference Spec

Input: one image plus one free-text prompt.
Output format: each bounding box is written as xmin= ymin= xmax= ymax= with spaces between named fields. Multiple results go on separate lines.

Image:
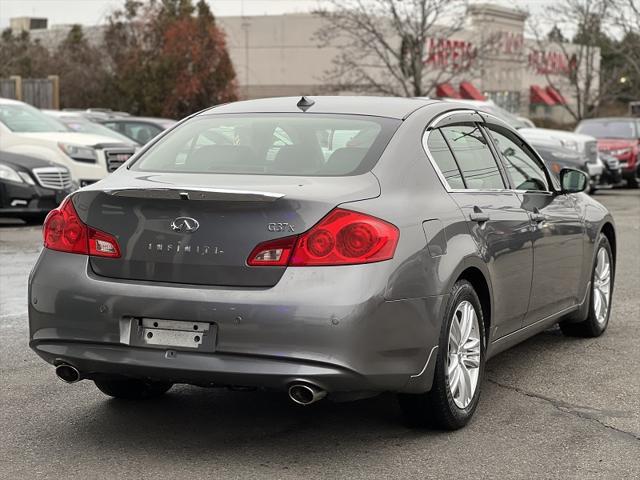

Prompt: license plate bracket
xmin=129 ymin=318 xmax=216 ymax=351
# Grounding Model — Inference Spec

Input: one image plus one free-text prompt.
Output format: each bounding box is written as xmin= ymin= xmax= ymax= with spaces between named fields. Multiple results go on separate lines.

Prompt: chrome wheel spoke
xmin=599 ymin=260 xmax=610 ymax=282
xmin=462 ymin=354 xmax=480 ymax=369
xmin=448 ymin=355 xmax=458 ymax=376
xmin=460 ymin=365 xmax=472 ymax=405
xmin=460 ymin=303 xmax=474 ymax=345
xmin=449 ymin=365 xmax=461 ymax=396
xmin=450 ymin=318 xmax=462 ymax=349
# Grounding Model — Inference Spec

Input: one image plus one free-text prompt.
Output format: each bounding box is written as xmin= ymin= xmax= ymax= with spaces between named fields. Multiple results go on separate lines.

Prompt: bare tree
xmin=609 ymin=0 xmax=640 ymax=79
xmin=314 ymin=0 xmax=477 ymax=97
xmin=529 ymin=0 xmax=629 ymax=120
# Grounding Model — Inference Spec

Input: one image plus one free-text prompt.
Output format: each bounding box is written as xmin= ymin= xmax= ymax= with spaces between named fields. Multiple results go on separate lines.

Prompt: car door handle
xmin=469 ymin=208 xmax=490 ymax=223
xmin=530 ymin=212 xmax=546 ymax=223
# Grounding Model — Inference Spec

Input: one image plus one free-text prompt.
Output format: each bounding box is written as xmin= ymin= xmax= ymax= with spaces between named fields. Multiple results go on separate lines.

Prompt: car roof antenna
xmin=296 ymin=96 xmax=315 ymax=112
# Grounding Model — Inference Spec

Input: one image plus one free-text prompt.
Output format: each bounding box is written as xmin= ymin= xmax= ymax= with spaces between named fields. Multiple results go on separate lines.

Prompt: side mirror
xmin=559 ymin=168 xmax=588 ymax=194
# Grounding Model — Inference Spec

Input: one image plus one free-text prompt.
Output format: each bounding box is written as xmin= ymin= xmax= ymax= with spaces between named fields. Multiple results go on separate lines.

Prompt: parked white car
xmin=0 ymin=98 xmax=136 ymax=186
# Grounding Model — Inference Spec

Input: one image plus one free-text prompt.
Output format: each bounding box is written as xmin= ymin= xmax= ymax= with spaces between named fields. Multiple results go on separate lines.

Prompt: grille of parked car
xmin=105 ymin=149 xmax=135 ymax=172
xmin=585 ymin=141 xmax=598 ymax=163
xmin=32 ymin=167 xmax=73 ymax=190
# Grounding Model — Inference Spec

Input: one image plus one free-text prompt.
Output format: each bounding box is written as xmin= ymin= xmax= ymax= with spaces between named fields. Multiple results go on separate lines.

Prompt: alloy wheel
xmin=593 ymin=246 xmax=611 ymax=325
xmin=447 ymin=300 xmax=481 ymax=409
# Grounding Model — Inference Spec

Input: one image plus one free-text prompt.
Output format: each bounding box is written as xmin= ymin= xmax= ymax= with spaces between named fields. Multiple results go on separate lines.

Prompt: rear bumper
xmin=31 ymin=340 xmax=411 ymax=393
xmin=29 ymin=250 xmax=445 ymax=394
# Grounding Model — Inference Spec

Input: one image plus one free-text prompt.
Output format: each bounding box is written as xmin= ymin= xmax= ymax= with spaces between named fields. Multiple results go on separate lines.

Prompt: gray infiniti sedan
xmin=29 ymin=97 xmax=616 ymax=430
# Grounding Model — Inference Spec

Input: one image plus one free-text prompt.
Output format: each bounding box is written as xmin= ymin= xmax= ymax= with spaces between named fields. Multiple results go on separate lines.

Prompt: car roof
xmin=104 ymin=116 xmax=175 ymax=124
xmin=202 ymin=96 xmax=440 ymax=120
xmin=0 ymin=97 xmax=27 ymax=105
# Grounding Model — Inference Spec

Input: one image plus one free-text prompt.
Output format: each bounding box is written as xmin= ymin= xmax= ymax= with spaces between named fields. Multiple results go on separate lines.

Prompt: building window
xmin=484 ymin=91 xmax=521 ymax=113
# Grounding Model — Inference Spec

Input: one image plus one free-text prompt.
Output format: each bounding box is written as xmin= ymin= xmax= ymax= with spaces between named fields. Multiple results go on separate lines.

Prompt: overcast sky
xmin=0 ymin=0 xmax=557 ymax=30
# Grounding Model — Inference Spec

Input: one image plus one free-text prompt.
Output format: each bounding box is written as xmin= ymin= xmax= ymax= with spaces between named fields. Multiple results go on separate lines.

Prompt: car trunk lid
xmin=73 ymin=172 xmax=380 ymax=287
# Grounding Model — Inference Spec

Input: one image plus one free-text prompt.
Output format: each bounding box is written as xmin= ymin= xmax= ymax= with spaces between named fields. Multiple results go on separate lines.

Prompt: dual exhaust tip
xmin=288 ymin=383 xmax=326 ymax=405
xmin=55 ymin=365 xmax=326 ymax=405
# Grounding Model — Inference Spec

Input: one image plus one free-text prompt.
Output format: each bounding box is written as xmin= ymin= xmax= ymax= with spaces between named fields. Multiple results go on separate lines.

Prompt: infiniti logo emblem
xmin=170 ymin=217 xmax=200 ymax=233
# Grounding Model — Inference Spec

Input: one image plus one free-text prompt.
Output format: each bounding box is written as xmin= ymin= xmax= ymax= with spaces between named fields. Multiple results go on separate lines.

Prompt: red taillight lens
xmin=247 ymin=208 xmax=399 ymax=267
xmin=291 ymin=209 xmax=398 ymax=266
xmin=43 ymin=197 xmax=120 ymax=258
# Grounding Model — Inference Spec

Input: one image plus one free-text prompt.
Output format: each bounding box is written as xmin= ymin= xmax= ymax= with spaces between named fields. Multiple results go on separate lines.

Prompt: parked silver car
xmin=29 ymin=97 xmax=615 ymax=430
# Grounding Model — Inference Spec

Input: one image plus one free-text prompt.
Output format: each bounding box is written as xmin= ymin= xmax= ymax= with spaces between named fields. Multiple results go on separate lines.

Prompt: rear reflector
xmin=43 ymin=197 xmax=121 ymax=258
xmin=247 ymin=235 xmax=296 ymax=266
xmin=247 ymin=208 xmax=399 ymax=267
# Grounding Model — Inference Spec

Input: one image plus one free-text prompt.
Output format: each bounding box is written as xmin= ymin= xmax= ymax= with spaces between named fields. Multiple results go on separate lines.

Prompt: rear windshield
xmin=131 ymin=114 xmax=400 ymax=176
xmin=576 ymin=120 xmax=637 ymax=139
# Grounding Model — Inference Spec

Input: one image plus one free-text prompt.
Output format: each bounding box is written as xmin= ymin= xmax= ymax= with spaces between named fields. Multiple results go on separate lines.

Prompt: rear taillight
xmin=43 ymin=197 xmax=121 ymax=258
xmin=247 ymin=208 xmax=399 ymax=267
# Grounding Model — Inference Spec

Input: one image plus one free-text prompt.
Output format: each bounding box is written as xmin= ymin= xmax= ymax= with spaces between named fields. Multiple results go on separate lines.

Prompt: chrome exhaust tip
xmin=55 ymin=364 xmax=81 ymax=384
xmin=288 ymin=383 xmax=326 ymax=406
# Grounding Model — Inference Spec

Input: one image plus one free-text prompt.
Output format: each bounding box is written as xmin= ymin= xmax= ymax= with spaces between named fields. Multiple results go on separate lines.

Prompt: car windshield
xmin=0 ymin=104 xmax=68 ymax=133
xmin=577 ymin=120 xmax=637 ymax=139
xmin=59 ymin=117 xmax=136 ymax=144
xmin=132 ymin=114 xmax=400 ymax=176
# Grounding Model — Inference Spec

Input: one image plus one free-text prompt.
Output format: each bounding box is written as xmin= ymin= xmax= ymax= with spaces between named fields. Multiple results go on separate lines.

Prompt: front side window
xmin=487 ymin=127 xmax=549 ymax=191
xmin=132 ymin=114 xmax=400 ymax=176
xmin=440 ymin=124 xmax=505 ymax=189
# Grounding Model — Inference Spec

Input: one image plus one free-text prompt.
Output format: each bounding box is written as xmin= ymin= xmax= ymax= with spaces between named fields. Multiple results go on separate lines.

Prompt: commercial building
xmin=13 ymin=3 xmax=598 ymax=123
xmin=220 ymin=4 xmax=598 ymax=123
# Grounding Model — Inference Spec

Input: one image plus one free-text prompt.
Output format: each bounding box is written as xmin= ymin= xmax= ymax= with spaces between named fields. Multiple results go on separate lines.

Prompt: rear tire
xmin=560 ymin=233 xmax=613 ymax=337
xmin=398 ymin=280 xmax=485 ymax=430
xmin=94 ymin=378 xmax=172 ymax=400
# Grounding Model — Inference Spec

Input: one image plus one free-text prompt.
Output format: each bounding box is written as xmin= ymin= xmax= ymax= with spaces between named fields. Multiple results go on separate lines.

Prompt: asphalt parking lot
xmin=1 ymin=190 xmax=639 ymax=480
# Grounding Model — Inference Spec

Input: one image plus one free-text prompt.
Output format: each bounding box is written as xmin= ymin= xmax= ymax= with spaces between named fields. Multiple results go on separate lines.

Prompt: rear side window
xmin=132 ymin=114 xmax=400 ymax=176
xmin=440 ymin=124 xmax=505 ymax=189
xmin=426 ymin=129 xmax=465 ymax=189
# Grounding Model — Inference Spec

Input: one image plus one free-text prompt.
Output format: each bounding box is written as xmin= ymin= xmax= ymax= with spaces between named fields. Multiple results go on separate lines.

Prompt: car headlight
xmin=560 ymin=139 xmax=579 ymax=151
xmin=607 ymin=148 xmax=631 ymax=156
xmin=0 ymin=164 xmax=25 ymax=183
xmin=58 ymin=143 xmax=97 ymax=163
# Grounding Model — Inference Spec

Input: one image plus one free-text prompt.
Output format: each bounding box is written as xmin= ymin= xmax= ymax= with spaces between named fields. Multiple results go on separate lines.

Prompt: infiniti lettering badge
xmin=170 ymin=217 xmax=200 ymax=233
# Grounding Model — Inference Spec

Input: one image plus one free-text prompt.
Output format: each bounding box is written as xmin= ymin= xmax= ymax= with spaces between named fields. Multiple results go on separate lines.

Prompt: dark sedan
xmin=29 ymin=97 xmax=615 ymax=430
xmin=0 ymin=151 xmax=74 ymax=222
xmin=99 ymin=117 xmax=177 ymax=145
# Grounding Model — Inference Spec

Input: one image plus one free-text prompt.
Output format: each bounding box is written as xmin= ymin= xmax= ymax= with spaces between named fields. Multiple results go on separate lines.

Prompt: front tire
xmin=560 ymin=233 xmax=613 ymax=337
xmin=94 ymin=378 xmax=173 ymax=400
xmin=399 ymin=280 xmax=485 ymax=430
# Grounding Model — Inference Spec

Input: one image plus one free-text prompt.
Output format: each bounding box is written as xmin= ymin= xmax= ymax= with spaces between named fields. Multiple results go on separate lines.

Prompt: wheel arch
xmin=455 ymin=265 xmax=492 ymax=344
xmin=600 ymin=221 xmax=616 ymax=265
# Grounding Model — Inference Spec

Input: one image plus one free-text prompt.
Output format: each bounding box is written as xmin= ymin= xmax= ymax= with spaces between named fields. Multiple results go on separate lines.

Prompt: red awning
xmin=530 ymin=85 xmax=556 ymax=106
xmin=459 ymin=81 xmax=486 ymax=100
xmin=545 ymin=86 xmax=566 ymax=105
xmin=436 ymin=83 xmax=461 ymax=99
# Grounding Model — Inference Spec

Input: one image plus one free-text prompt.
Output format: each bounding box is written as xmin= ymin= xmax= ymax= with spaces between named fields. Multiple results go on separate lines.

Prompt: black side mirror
xmin=559 ymin=168 xmax=588 ymax=194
